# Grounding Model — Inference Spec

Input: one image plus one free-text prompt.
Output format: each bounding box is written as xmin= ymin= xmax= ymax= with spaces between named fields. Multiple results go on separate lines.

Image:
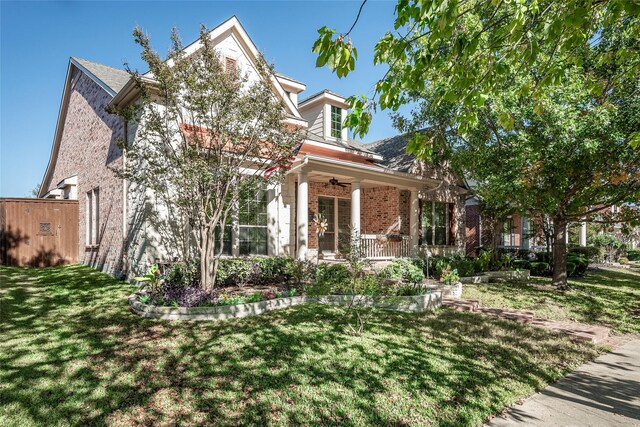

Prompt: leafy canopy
xmin=313 ymin=0 xmax=640 ymax=144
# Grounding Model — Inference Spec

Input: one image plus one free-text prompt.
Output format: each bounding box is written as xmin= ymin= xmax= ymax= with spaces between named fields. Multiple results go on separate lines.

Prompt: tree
xmin=313 ymin=0 xmax=640 ymax=142
xmin=314 ymin=1 xmax=640 ymax=288
xmin=114 ymin=26 xmax=303 ymax=290
xmin=403 ymin=65 xmax=640 ymax=287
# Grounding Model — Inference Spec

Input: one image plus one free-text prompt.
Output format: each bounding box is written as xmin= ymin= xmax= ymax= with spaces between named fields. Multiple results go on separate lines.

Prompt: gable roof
xmin=111 ymin=16 xmax=304 ymax=126
xmin=71 ymin=57 xmax=130 ymax=96
xmin=39 ymin=58 xmax=125 ymax=197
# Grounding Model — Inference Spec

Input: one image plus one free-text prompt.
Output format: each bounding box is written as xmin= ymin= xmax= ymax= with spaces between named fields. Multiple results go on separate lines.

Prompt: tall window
xmin=85 ymin=188 xmax=99 ymax=246
xmin=421 ymin=201 xmax=452 ymax=246
xmin=239 ymin=187 xmax=268 ymax=255
xmin=501 ymin=217 xmax=515 ymax=247
xmin=330 ymin=106 xmax=342 ymax=139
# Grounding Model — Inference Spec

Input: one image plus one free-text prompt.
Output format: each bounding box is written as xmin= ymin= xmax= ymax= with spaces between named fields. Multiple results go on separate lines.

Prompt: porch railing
xmin=360 ymin=234 xmax=411 ymax=259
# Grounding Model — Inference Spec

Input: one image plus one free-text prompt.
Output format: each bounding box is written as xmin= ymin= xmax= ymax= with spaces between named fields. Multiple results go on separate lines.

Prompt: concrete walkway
xmin=488 ymin=339 xmax=640 ymax=426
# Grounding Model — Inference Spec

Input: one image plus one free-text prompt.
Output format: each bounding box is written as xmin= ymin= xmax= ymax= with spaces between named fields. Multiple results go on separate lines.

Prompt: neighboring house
xmin=39 ymin=16 xmax=467 ymax=278
xmin=465 ymin=196 xmax=590 ymax=256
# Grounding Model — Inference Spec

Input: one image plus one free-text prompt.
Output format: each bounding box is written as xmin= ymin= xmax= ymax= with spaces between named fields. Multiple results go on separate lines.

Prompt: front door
xmin=318 ymin=196 xmax=351 ymax=254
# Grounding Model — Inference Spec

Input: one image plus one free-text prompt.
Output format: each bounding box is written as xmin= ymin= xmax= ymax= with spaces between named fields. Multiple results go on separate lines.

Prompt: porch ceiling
xmin=295 ymin=154 xmax=440 ymax=190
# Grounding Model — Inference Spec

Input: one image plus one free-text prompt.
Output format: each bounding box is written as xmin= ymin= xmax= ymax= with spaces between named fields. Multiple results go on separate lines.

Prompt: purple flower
xmin=158 ymin=282 xmax=218 ymax=307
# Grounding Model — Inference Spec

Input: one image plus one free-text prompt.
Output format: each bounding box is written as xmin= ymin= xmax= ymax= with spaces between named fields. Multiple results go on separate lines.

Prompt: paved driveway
xmin=488 ymin=339 xmax=640 ymax=426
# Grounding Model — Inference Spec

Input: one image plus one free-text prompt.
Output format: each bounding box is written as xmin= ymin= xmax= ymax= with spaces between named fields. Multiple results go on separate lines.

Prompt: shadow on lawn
xmin=466 ymin=267 xmax=640 ymax=334
xmin=0 ymin=265 xmax=602 ymax=426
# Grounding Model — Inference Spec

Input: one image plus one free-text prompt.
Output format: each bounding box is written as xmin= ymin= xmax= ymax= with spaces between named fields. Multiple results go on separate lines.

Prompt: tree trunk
xmin=200 ymin=227 xmax=215 ymax=291
xmin=552 ymin=215 xmax=568 ymax=289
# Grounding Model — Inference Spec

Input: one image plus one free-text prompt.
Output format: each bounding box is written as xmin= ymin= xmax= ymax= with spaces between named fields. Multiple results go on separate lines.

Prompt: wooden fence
xmin=0 ymin=198 xmax=79 ymax=267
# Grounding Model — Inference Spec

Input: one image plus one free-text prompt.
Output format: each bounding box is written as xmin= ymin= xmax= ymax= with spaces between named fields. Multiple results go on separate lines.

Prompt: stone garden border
xmin=459 ymin=269 xmax=530 ymax=284
xmin=128 ymin=291 xmax=445 ymax=321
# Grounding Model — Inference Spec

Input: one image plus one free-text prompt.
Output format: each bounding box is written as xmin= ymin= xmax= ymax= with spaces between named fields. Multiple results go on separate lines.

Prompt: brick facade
xmin=305 ymin=182 xmax=411 ymax=250
xmin=45 ymin=72 xmax=125 ymax=276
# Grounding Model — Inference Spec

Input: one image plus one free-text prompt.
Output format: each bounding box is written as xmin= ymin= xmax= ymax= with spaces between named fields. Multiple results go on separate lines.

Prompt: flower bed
xmin=128 ymin=291 xmax=444 ymax=321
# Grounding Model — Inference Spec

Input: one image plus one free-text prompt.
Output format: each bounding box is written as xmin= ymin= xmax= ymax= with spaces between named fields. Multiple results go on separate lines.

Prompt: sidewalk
xmin=488 ymin=339 xmax=640 ymax=426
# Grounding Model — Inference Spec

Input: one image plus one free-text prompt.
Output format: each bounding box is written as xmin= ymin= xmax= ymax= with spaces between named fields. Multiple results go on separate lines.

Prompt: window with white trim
xmin=421 ymin=201 xmax=453 ymax=246
xmin=501 ymin=217 xmax=515 ymax=247
xmin=86 ymin=188 xmax=99 ymax=246
xmin=330 ymin=106 xmax=342 ymax=139
xmin=239 ymin=187 xmax=268 ymax=255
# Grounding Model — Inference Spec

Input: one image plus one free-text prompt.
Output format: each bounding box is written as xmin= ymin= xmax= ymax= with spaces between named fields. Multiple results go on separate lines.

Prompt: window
xmin=239 ymin=187 xmax=268 ymax=255
xmin=86 ymin=188 xmax=99 ymax=246
xmin=330 ymin=106 xmax=342 ymax=139
xmin=215 ymin=217 xmax=233 ymax=256
xmin=420 ymin=201 xmax=453 ymax=246
xmin=501 ymin=217 xmax=515 ymax=247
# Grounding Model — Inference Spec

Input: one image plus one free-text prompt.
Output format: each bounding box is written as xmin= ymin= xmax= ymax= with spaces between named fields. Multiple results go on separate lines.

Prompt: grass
xmin=462 ymin=266 xmax=640 ymax=334
xmin=0 ymin=265 xmax=605 ymax=426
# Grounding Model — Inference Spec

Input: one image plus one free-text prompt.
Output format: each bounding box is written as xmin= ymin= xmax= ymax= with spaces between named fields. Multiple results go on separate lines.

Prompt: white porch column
xmin=266 ymin=184 xmax=279 ymax=256
xmin=296 ymin=171 xmax=309 ymax=260
xmin=351 ymin=180 xmax=361 ymax=240
xmin=580 ymin=221 xmax=587 ymax=247
xmin=409 ymin=189 xmax=420 ymax=252
xmin=566 ymin=224 xmax=570 ymax=244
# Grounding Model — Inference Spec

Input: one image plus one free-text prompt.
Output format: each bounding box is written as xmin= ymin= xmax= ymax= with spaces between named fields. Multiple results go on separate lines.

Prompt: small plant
xmin=134 ymin=264 xmax=162 ymax=293
xmin=139 ymin=294 xmax=151 ymax=305
xmin=441 ymin=267 xmax=460 ymax=285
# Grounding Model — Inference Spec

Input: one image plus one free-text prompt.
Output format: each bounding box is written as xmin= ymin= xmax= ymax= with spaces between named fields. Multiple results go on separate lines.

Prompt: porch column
xmin=580 ymin=221 xmax=587 ymax=247
xmin=296 ymin=171 xmax=308 ymax=260
xmin=351 ymin=180 xmax=361 ymax=240
xmin=409 ymin=189 xmax=419 ymax=252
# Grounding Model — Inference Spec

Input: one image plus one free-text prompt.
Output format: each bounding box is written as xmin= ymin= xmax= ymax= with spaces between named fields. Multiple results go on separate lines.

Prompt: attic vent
xmin=225 ymin=57 xmax=237 ymax=75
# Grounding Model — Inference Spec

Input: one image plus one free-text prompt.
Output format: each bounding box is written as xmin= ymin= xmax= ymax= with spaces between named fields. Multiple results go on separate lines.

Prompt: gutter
xmin=301 ymin=153 xmax=442 ymax=186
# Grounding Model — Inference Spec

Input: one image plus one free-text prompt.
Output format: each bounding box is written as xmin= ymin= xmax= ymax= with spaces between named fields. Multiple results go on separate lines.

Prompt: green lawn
xmin=462 ymin=266 xmax=640 ymax=334
xmin=1 ymin=265 xmax=604 ymax=426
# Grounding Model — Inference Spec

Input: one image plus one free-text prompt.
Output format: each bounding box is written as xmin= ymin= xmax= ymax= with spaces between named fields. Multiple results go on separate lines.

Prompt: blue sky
xmin=0 ymin=0 xmax=403 ymax=197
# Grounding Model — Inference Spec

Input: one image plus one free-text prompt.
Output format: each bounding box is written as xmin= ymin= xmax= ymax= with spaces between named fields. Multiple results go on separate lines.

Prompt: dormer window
xmin=330 ymin=106 xmax=342 ymax=139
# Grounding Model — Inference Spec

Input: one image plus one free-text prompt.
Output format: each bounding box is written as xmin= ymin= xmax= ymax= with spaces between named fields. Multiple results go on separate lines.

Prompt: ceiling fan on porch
xmin=329 ymin=177 xmax=350 ymax=188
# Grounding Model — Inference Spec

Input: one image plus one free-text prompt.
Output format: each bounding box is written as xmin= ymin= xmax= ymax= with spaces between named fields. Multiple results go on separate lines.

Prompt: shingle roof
xmin=72 ymin=57 xmax=131 ymax=95
xmin=306 ymin=131 xmax=378 ymax=156
xmin=363 ymin=134 xmax=416 ymax=172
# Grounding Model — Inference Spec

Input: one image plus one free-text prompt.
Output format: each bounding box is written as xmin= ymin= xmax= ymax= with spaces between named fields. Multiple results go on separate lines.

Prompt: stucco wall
xmin=46 ymin=71 xmax=125 ymax=276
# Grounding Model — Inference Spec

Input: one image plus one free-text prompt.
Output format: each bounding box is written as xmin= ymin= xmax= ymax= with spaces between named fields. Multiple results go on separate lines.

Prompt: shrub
xmin=569 ymin=245 xmax=602 ymax=262
xmin=535 ymin=252 xmax=552 ymax=263
xmin=626 ymin=250 xmax=640 ymax=261
xmin=309 ymin=263 xmax=353 ymax=295
xmin=441 ymin=267 xmax=460 ymax=285
xmin=164 ymin=260 xmax=200 ymax=286
xmin=530 ymin=262 xmax=551 ymax=276
xmin=214 ymin=257 xmax=303 ymax=287
xmin=379 ymin=258 xmax=424 ymax=285
xmin=566 ymin=262 xmax=577 ymax=277
xmin=453 ymin=258 xmax=476 ymax=277
xmin=512 ymin=259 xmax=531 ymax=270
xmin=216 ymin=258 xmax=253 ymax=286
xmin=619 ymin=257 xmax=629 ymax=265
xmin=567 ymin=253 xmax=588 ymax=276
xmin=588 ymin=234 xmax=624 ymax=262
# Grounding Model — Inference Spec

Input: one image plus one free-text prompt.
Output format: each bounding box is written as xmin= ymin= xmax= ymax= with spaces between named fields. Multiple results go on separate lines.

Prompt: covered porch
xmin=290 ymin=154 xmax=465 ymax=260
